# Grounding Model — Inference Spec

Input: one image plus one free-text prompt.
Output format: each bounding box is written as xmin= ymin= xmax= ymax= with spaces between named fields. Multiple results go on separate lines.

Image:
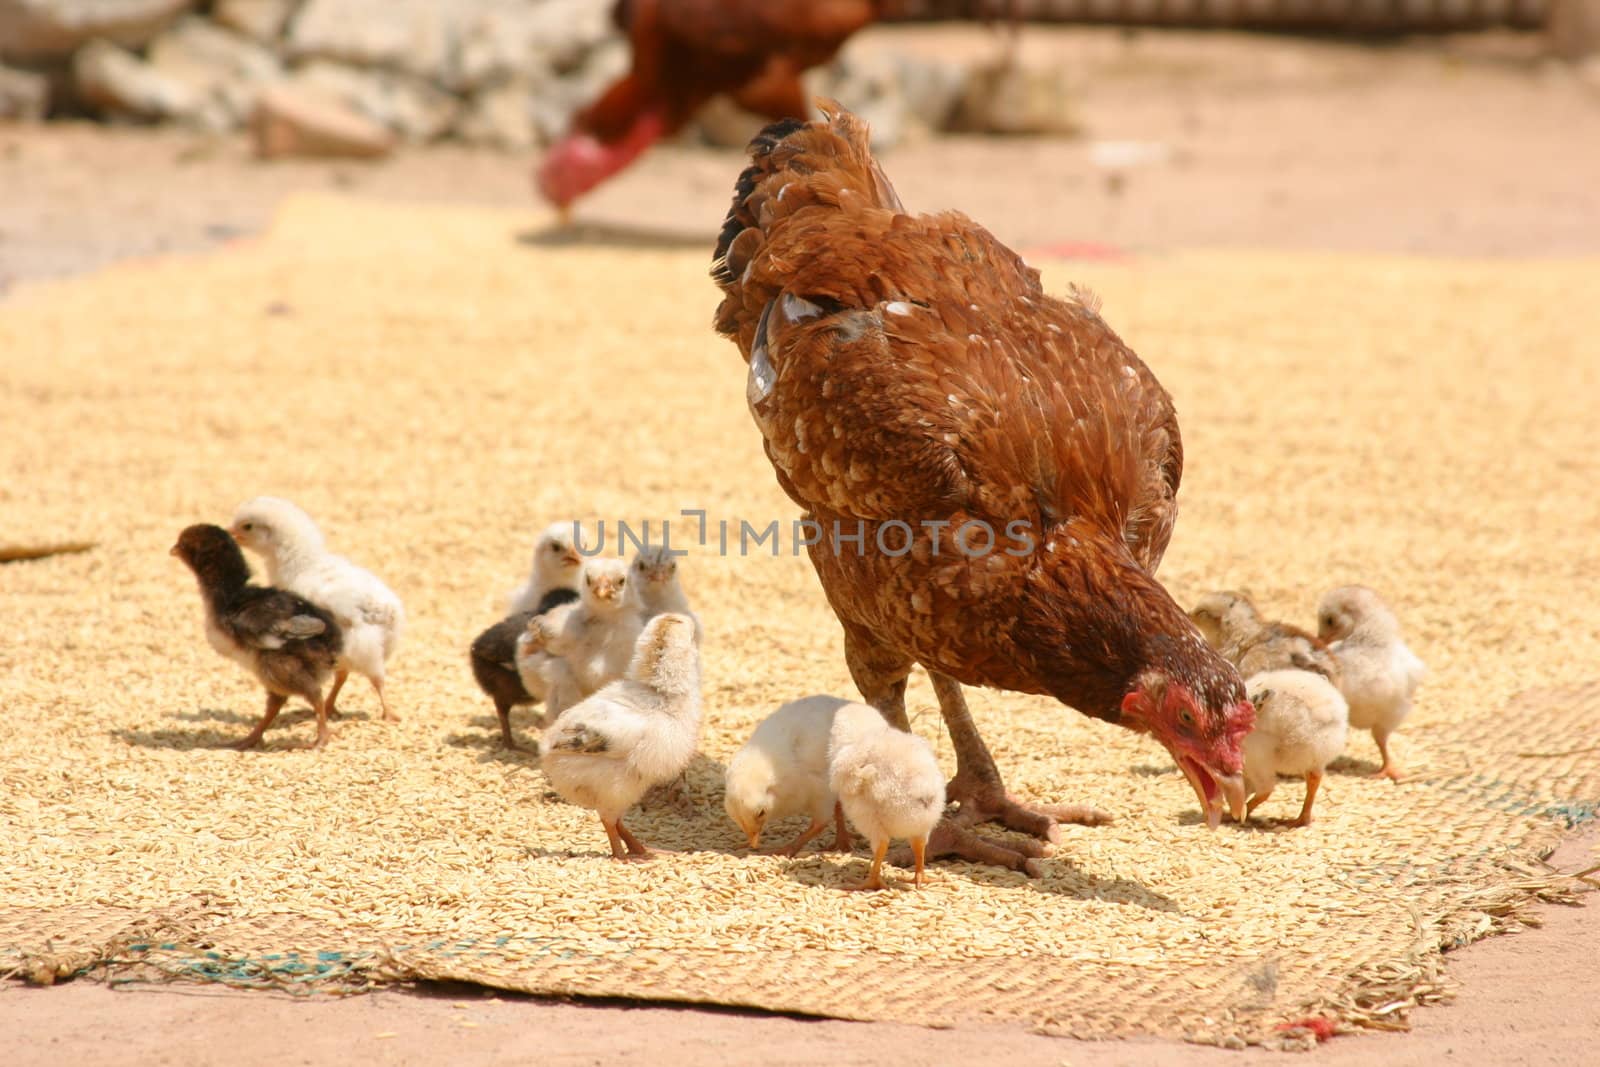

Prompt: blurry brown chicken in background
xmin=537 ymin=1 xmax=892 ymax=213
xmin=536 ymin=1 xmax=1021 ymax=214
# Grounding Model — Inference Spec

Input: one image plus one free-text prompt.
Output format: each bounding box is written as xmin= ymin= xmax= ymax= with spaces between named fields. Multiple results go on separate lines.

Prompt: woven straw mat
xmin=2 ymin=195 xmax=1596 ymax=1046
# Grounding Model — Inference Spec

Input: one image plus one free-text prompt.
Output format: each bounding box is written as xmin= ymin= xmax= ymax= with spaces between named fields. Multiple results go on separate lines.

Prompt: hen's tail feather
xmin=711 ymin=102 xmax=902 ymax=328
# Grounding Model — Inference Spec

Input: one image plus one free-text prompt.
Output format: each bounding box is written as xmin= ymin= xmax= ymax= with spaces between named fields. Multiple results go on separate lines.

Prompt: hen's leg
xmin=1371 ymin=726 xmax=1405 ymax=781
xmin=325 ymin=668 xmax=349 ymax=720
xmin=232 ymin=692 xmax=285 ymax=750
xmin=933 ymin=671 xmax=1113 ymax=836
xmin=842 ymin=621 xmax=913 ymax=730
xmin=1292 ymin=772 xmax=1322 ymax=827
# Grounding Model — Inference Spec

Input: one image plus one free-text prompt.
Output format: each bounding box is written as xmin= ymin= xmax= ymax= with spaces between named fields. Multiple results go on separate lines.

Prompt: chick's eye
xmin=241 ymin=522 xmax=254 ymax=532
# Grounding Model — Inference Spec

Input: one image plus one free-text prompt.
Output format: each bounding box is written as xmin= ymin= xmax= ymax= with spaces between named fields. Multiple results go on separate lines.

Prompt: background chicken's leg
xmin=232 ymin=692 xmax=285 ymax=750
xmin=1293 ymin=771 xmax=1323 ymax=827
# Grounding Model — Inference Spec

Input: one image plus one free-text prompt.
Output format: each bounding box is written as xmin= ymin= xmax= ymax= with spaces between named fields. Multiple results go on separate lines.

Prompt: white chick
xmin=516 ymin=557 xmax=643 ymax=720
xmin=1240 ymin=670 xmax=1350 ymax=827
xmin=230 ymin=496 xmax=404 ymax=722
xmin=507 ymin=522 xmax=584 ymax=614
xmin=630 ymin=543 xmax=702 ymax=643
xmin=540 ymin=613 xmax=702 ymax=860
xmin=827 ymin=702 xmax=945 ymax=891
xmin=725 ymin=695 xmax=853 ymax=856
xmin=1317 ymin=584 xmax=1426 ymax=781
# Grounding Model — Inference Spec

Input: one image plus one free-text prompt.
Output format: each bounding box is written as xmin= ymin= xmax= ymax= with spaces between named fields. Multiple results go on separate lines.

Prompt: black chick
xmin=171 ymin=523 xmax=343 ymax=750
xmin=470 ymin=586 xmax=579 ymax=750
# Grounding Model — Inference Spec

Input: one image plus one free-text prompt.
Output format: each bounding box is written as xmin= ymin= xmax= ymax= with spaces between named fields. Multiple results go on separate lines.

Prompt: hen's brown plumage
xmin=712 ymin=107 xmax=1252 ymax=867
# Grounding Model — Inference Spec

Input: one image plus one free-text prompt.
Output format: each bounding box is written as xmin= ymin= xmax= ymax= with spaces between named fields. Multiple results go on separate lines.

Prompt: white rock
xmin=0 ymin=61 xmax=47 ymax=118
xmin=73 ymin=36 xmax=203 ymax=122
xmin=949 ymin=58 xmax=1077 ymax=137
xmin=252 ymin=81 xmax=394 ymax=158
xmin=527 ymin=34 xmax=625 ymax=144
xmin=456 ymin=77 xmax=536 ymax=150
xmin=454 ymin=0 xmax=615 ymax=92
xmin=287 ymin=0 xmax=456 ymax=84
xmin=148 ymin=15 xmax=283 ymax=126
xmin=0 ymin=0 xmax=193 ymax=61
xmin=212 ymin=0 xmax=295 ymax=43
xmin=292 ymin=58 xmax=459 ymax=142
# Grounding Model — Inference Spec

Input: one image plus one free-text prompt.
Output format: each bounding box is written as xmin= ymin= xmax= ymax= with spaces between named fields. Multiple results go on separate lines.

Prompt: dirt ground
xmin=3 ymin=24 xmax=1598 ymax=1066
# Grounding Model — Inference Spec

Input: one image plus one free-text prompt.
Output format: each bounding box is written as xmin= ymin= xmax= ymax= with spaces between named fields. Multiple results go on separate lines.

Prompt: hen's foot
xmin=948 ymin=776 xmax=1114 ymax=844
xmin=898 ymin=818 xmax=1049 ymax=877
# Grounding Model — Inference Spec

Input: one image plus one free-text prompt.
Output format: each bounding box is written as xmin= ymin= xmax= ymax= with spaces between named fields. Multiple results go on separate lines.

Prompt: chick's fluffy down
xmin=827 ymin=702 xmax=945 ymax=847
xmin=230 ymin=496 xmax=403 ymax=683
xmin=540 ymin=614 xmax=702 ymax=821
xmin=725 ymin=695 xmax=848 ymax=840
xmin=1242 ymin=669 xmax=1350 ymax=799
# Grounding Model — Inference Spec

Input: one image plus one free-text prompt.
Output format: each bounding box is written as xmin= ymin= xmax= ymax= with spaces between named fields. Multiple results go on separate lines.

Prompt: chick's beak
xmin=169 ymin=544 xmax=180 ymax=557
xmin=746 ymin=829 xmax=762 ymax=849
xmin=562 ymin=551 xmax=582 ymax=568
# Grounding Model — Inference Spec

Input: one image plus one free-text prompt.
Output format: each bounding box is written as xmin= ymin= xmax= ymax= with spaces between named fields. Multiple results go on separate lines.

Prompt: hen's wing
xmin=715 ymin=114 xmax=1182 ymax=569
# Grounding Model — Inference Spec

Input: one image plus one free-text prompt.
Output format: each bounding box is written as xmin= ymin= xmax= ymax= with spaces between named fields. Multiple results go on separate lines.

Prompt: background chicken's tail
xmin=711 ymin=102 xmax=902 ymax=339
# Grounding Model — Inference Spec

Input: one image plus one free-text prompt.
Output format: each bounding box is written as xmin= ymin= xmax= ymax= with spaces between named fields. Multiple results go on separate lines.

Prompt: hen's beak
xmin=1178 ymin=757 xmax=1247 ymax=830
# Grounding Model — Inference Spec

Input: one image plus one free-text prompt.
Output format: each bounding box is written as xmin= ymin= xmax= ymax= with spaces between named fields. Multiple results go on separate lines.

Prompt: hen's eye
xmin=1178 ymin=707 xmax=1196 ymax=728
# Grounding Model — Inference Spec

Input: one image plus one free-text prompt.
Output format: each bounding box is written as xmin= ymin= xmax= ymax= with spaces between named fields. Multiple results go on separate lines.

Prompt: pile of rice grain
xmin=1 ymin=196 xmax=1597 ymax=1044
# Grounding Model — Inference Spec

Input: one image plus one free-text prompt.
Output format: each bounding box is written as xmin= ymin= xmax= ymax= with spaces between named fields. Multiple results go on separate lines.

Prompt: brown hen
xmin=712 ymin=105 xmax=1254 ymax=874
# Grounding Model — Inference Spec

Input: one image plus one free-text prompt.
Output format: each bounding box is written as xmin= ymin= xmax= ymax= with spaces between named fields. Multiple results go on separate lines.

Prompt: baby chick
xmin=630 ymin=543 xmax=702 ymax=642
xmin=469 ymin=598 xmax=578 ymax=751
xmin=517 ymin=557 xmax=643 ymax=719
xmin=230 ymin=496 xmax=404 ymax=723
xmin=827 ymin=702 xmax=945 ymax=890
xmin=1240 ymin=669 xmax=1350 ymax=827
xmin=539 ymin=613 xmax=702 ymax=860
xmin=725 ymin=695 xmax=853 ymax=856
xmin=171 ymin=524 xmax=343 ymax=750
xmin=470 ymin=525 xmax=584 ymax=750
xmin=1317 ymin=584 xmax=1426 ymax=781
xmin=1190 ymin=590 xmax=1339 ymax=683
xmin=506 ymin=521 xmax=584 ymax=614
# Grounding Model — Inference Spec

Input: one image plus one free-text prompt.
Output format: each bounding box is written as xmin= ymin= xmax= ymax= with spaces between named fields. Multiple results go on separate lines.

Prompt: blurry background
xmin=1 ymin=0 xmax=1598 ymax=285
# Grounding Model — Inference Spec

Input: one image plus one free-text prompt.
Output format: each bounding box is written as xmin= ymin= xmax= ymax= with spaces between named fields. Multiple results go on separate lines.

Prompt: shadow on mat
xmin=516 ymin=220 xmax=712 ymax=251
xmin=111 ymin=705 xmax=369 ymax=750
xmin=444 ymin=720 xmax=543 ymax=765
xmin=782 ymin=847 xmax=1180 ymax=909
